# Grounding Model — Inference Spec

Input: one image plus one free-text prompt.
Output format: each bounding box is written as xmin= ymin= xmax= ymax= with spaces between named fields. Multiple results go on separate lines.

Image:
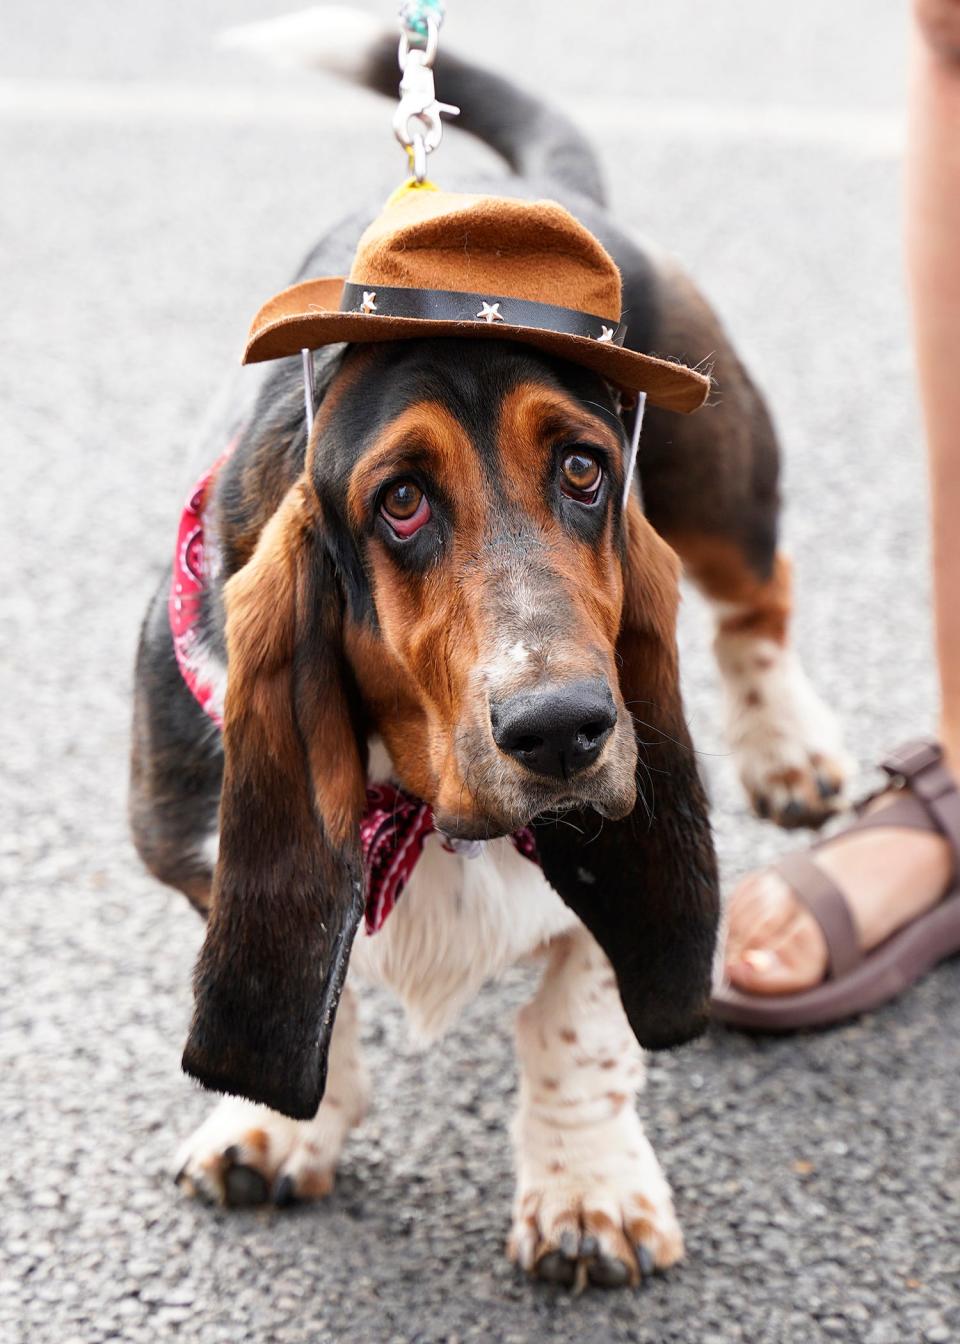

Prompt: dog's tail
xmin=219 ymin=6 xmax=606 ymax=206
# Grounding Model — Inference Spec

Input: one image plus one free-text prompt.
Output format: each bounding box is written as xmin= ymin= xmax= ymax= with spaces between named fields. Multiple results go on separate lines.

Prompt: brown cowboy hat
xmin=243 ymin=185 xmax=710 ymax=414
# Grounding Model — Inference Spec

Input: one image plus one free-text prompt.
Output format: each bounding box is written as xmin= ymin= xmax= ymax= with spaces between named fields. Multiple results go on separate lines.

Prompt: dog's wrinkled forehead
xmin=316 ymin=337 xmax=624 ymax=496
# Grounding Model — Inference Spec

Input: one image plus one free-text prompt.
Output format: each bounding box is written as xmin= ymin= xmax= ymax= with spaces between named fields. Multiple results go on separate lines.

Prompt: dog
xmin=129 ymin=6 xmax=847 ymax=1289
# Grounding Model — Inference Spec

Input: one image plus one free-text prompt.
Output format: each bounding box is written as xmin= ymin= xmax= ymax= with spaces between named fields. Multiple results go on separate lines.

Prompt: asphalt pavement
xmin=2 ymin=2 xmax=958 ymax=1342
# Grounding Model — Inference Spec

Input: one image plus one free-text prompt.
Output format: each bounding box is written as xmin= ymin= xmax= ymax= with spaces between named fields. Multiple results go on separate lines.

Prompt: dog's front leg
xmin=509 ymin=928 xmax=684 ymax=1289
xmin=175 ymin=984 xmax=368 ymax=1208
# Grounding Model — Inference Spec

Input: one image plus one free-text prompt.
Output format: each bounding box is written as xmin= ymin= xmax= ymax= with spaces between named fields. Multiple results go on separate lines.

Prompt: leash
xmin=393 ymin=0 xmax=459 ymax=183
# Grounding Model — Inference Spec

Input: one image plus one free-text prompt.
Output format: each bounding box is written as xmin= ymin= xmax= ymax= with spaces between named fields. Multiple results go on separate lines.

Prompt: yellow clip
xmin=385 ymin=175 xmax=439 ymax=208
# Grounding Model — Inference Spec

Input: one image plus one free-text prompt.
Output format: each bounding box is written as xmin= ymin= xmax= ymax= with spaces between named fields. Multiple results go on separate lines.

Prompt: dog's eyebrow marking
xmin=515 ymin=391 xmax=623 ymax=454
xmin=491 ymin=383 xmax=623 ymax=541
xmin=346 ymin=400 xmax=477 ymax=528
xmin=494 ymin=384 xmax=624 ymax=517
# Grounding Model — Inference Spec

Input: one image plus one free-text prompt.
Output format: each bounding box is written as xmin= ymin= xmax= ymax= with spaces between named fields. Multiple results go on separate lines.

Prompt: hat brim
xmin=242 ymin=278 xmax=710 ymax=414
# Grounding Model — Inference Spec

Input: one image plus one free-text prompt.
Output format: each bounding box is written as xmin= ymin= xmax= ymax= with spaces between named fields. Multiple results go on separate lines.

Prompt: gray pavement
xmin=2 ymin=2 xmax=958 ymax=1341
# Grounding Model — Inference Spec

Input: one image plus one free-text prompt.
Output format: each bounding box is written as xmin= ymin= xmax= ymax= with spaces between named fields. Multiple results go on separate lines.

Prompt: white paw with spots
xmin=715 ymin=632 xmax=850 ymax=826
xmin=509 ymin=1110 xmax=684 ymax=1286
xmin=175 ymin=985 xmax=368 ymax=1207
xmin=175 ymin=1084 xmax=365 ymax=1208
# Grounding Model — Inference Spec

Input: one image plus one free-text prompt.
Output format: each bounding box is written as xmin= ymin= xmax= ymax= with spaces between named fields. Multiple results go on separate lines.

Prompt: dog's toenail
xmin=580 ymin=1234 xmax=599 ymax=1258
xmin=222 ymin=1145 xmax=240 ymax=1165
xmin=636 ymin=1244 xmax=656 ymax=1278
xmin=816 ymin=773 xmax=839 ymax=800
xmin=755 ymin=796 xmax=770 ymax=819
xmin=223 ymin=1164 xmax=270 ymax=1208
xmin=588 ymin=1255 xmax=631 ymax=1287
xmin=273 ymin=1174 xmax=297 ymax=1208
xmin=559 ymin=1229 xmax=578 ymax=1258
xmin=537 ymin=1251 xmax=576 ymax=1285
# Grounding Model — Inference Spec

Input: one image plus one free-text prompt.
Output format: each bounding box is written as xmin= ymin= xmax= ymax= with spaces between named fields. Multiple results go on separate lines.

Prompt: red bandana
xmin=168 ymin=448 xmax=539 ymax=935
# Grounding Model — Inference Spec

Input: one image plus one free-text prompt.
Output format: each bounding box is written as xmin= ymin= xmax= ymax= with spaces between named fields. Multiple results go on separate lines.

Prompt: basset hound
xmin=129 ymin=7 xmax=847 ymax=1289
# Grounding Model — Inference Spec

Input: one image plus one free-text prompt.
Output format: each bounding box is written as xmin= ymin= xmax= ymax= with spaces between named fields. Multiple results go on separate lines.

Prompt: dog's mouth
xmin=434 ymin=800 xmax=574 ymax=844
xmin=433 ymin=784 xmax=635 ymax=843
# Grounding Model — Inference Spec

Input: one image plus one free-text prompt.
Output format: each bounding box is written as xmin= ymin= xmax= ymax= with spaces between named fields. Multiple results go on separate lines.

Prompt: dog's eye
xmin=380 ymin=479 xmax=431 ymax=537
xmin=560 ymin=450 xmax=602 ymax=500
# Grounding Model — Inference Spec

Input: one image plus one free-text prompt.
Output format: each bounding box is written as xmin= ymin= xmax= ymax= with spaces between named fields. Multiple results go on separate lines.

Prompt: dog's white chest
xmin=348 ymin=833 xmax=579 ymax=1041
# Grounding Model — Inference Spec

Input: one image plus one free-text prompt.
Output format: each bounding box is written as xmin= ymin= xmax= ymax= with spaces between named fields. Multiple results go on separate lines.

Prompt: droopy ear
xmin=181 ymin=479 xmax=367 ymax=1120
xmin=534 ymin=497 xmax=719 ymax=1050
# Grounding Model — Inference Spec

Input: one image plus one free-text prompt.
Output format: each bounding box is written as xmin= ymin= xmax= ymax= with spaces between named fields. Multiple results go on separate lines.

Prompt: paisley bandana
xmin=169 ymin=446 xmax=234 ymax=725
xmin=168 ymin=448 xmax=539 ymax=935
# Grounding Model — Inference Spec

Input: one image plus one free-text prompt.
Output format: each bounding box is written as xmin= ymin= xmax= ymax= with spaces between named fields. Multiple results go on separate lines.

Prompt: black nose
xmin=490 ymin=679 xmax=617 ymax=780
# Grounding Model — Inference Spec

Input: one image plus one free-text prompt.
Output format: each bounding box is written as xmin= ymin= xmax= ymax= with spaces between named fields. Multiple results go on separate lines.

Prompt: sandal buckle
xmin=880 ymin=738 xmax=942 ymax=784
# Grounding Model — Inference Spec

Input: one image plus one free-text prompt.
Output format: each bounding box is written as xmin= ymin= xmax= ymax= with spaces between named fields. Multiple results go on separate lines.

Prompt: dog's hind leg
xmin=508 ymin=927 xmax=683 ymax=1289
xmin=682 ymin=539 xmax=849 ymax=828
xmin=129 ymin=583 xmax=224 ymax=913
xmin=174 ymin=982 xmax=369 ymax=1208
xmin=634 ymin=262 xmax=849 ymax=828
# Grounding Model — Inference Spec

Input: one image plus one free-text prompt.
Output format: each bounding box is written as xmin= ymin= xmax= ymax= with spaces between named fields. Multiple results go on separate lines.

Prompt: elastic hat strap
xmin=622 ymin=392 xmax=647 ymax=513
xmin=302 ymin=349 xmax=315 ymax=436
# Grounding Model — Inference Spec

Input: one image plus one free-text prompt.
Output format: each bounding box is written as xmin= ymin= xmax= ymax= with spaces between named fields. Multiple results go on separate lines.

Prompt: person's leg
xmin=723 ymin=5 xmax=960 ymax=995
xmin=909 ymin=6 xmax=960 ymax=769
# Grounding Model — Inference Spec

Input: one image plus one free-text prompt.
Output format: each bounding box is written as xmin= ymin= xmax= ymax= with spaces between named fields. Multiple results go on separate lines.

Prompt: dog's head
xmin=328 ymin=340 xmax=643 ymax=838
xmin=183 ymin=339 xmax=718 ymax=1119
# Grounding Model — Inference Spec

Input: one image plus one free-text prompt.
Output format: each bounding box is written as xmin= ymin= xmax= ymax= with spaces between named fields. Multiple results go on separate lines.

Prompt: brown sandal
xmin=711 ymin=739 xmax=960 ymax=1032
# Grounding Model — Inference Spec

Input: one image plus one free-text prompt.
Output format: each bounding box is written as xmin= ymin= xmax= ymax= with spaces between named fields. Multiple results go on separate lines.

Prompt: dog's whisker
xmin=623 ymin=701 xmax=729 ymax=759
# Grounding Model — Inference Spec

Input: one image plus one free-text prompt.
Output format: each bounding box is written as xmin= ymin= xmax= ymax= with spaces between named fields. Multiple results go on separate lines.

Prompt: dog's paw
xmin=718 ymin=636 xmax=850 ymax=828
xmin=174 ymin=1095 xmax=350 ymax=1209
xmin=508 ymin=1160 xmax=683 ymax=1289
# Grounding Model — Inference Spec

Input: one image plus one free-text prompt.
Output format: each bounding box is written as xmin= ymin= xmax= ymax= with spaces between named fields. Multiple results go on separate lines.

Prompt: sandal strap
xmin=767 ymin=739 xmax=960 ymax=984
xmin=847 ymin=790 xmax=940 ymax=836
xmin=880 ymin=738 xmax=960 ymax=875
xmin=774 ymin=851 xmax=862 ymax=979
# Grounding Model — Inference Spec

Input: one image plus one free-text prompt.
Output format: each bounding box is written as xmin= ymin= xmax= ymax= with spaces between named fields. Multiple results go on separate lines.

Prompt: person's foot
xmin=724 ymin=792 xmax=954 ymax=995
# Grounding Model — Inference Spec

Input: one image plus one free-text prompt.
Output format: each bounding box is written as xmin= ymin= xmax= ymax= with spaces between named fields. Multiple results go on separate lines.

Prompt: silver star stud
xmin=596 ymin=325 xmax=615 ymax=343
xmin=360 ymin=290 xmax=378 ymax=314
xmin=477 ymin=301 xmax=504 ymax=323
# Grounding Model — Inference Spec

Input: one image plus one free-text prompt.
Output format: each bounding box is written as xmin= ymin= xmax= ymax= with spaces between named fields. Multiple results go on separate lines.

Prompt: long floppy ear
xmin=534 ymin=496 xmax=719 ymax=1049
xmin=181 ymin=479 xmax=367 ymax=1119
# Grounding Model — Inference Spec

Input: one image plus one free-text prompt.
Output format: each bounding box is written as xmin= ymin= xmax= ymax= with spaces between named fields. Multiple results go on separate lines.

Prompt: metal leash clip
xmin=393 ymin=13 xmax=459 ymax=182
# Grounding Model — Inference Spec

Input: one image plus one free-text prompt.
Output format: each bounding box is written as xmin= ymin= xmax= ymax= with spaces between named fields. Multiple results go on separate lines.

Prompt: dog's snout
xmin=490 ymin=679 xmax=617 ymax=780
